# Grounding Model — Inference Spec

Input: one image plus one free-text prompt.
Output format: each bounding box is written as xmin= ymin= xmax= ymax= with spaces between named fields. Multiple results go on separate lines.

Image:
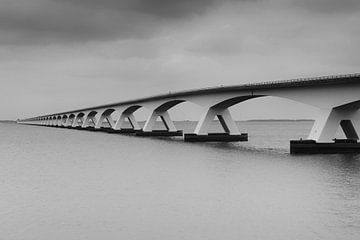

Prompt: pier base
xmin=184 ymin=133 xmax=248 ymax=142
xmin=136 ymin=130 xmax=183 ymax=137
xmin=99 ymin=127 xmax=138 ymax=134
xmin=290 ymin=139 xmax=360 ymax=154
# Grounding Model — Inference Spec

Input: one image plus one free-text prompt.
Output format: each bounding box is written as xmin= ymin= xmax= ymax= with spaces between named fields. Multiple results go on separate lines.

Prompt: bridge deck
xmin=28 ymin=73 xmax=360 ymax=119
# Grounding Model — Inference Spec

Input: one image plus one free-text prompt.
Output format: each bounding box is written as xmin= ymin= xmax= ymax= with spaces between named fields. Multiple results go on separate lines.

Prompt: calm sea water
xmin=0 ymin=121 xmax=359 ymax=240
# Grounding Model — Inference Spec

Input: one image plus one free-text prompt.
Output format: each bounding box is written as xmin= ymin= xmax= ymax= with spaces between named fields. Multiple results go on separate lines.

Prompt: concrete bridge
xmin=18 ymin=73 xmax=360 ymax=153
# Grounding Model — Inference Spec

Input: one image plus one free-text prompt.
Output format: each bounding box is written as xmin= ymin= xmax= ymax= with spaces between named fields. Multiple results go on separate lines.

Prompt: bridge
xmin=18 ymin=73 xmax=360 ymax=153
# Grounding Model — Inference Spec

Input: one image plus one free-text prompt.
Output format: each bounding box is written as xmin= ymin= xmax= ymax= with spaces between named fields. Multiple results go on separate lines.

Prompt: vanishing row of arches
xmin=19 ymin=93 xmax=360 ymax=144
xmin=23 ymin=96 xmax=261 ymax=136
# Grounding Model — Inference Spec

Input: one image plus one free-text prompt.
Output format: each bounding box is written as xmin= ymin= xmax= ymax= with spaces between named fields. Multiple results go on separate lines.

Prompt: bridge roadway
xmin=18 ymin=73 xmax=360 ymax=153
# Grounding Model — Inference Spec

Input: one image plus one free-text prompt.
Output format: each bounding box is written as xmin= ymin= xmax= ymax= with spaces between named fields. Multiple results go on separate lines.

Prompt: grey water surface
xmin=0 ymin=121 xmax=359 ymax=240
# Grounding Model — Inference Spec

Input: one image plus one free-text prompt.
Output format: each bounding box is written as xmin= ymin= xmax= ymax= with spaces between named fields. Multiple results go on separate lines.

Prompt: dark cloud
xmin=2 ymin=0 xmax=358 ymax=46
xmin=0 ymin=0 xmax=259 ymax=45
xmin=293 ymin=0 xmax=360 ymax=13
xmin=55 ymin=0 xmax=260 ymax=19
xmin=0 ymin=0 xmax=158 ymax=45
xmin=55 ymin=0 xmax=218 ymax=19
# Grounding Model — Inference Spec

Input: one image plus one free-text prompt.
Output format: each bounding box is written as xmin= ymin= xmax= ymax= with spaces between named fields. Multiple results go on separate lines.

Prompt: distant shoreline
xmin=244 ymin=119 xmax=314 ymax=122
xmin=172 ymin=119 xmax=314 ymax=122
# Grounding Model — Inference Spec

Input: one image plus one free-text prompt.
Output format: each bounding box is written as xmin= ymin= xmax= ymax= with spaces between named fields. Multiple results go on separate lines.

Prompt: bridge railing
xmin=242 ymin=73 xmax=360 ymax=88
xmin=19 ymin=73 xmax=360 ymax=121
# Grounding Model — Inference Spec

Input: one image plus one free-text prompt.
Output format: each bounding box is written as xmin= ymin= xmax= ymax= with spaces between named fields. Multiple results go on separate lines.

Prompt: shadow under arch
xmin=212 ymin=95 xmax=265 ymax=109
xmin=86 ymin=110 xmax=98 ymax=117
xmin=122 ymin=105 xmax=143 ymax=115
xmin=100 ymin=108 xmax=116 ymax=116
xmin=83 ymin=110 xmax=98 ymax=127
xmin=73 ymin=112 xmax=85 ymax=126
xmin=154 ymin=100 xmax=186 ymax=112
xmin=96 ymin=108 xmax=117 ymax=128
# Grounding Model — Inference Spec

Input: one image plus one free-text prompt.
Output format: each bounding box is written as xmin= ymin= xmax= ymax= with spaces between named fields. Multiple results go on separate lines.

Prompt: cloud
xmin=55 ymin=0 xmax=259 ymax=19
xmin=55 ymin=0 xmax=216 ymax=19
xmin=1 ymin=0 xmax=360 ymax=120
xmin=0 ymin=0 xmax=160 ymax=45
xmin=0 ymin=0 xmax=258 ymax=45
xmin=290 ymin=0 xmax=360 ymax=14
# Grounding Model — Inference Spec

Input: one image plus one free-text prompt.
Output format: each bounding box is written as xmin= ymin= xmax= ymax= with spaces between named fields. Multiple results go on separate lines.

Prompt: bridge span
xmin=18 ymin=73 xmax=360 ymax=154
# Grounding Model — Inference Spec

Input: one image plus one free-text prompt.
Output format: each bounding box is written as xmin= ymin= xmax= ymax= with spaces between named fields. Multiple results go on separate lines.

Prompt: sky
xmin=0 ymin=0 xmax=359 ymax=120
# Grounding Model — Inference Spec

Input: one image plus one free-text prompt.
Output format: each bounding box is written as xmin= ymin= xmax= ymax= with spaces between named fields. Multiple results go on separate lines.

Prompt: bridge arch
xmin=52 ymin=116 xmax=57 ymax=125
xmin=211 ymin=95 xmax=264 ymax=109
xmin=67 ymin=114 xmax=75 ymax=126
xmin=95 ymin=108 xmax=117 ymax=128
xmin=72 ymin=112 xmax=85 ymax=127
xmin=123 ymin=105 xmax=143 ymax=115
xmin=113 ymin=105 xmax=143 ymax=130
xmin=61 ymin=115 xmax=68 ymax=126
xmin=153 ymin=100 xmax=186 ymax=112
xmin=82 ymin=110 xmax=98 ymax=127
xmin=57 ymin=116 xmax=62 ymax=124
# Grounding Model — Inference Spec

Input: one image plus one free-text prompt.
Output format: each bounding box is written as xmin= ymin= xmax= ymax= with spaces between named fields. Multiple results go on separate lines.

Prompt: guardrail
xmin=20 ymin=73 xmax=360 ymax=121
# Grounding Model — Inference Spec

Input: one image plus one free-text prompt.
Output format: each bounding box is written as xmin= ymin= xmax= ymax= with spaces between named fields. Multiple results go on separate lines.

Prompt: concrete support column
xmin=95 ymin=114 xmax=115 ymax=129
xmin=308 ymin=108 xmax=360 ymax=142
xmin=194 ymin=107 xmax=240 ymax=135
xmin=114 ymin=113 xmax=141 ymax=130
xmin=340 ymin=120 xmax=359 ymax=139
xmin=82 ymin=115 xmax=97 ymax=128
xmin=72 ymin=116 xmax=84 ymax=127
xmin=143 ymin=110 xmax=177 ymax=132
xmin=61 ymin=118 xmax=67 ymax=126
xmin=64 ymin=117 xmax=72 ymax=127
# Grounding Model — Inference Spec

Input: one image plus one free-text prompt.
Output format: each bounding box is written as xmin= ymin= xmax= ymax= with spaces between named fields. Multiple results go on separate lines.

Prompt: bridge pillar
xmin=64 ymin=117 xmax=72 ymax=127
xmin=53 ymin=118 xmax=58 ymax=126
xmin=291 ymin=107 xmax=360 ymax=154
xmin=307 ymin=108 xmax=359 ymax=142
xmin=114 ymin=113 xmax=141 ymax=131
xmin=95 ymin=113 xmax=115 ymax=129
xmin=194 ymin=108 xmax=240 ymax=135
xmin=82 ymin=114 xmax=97 ymax=128
xmin=184 ymin=107 xmax=247 ymax=142
xmin=143 ymin=111 xmax=177 ymax=132
xmin=340 ymin=120 xmax=359 ymax=139
xmin=61 ymin=117 xmax=67 ymax=127
xmin=136 ymin=110 xmax=182 ymax=136
xmin=57 ymin=118 xmax=62 ymax=127
xmin=72 ymin=115 xmax=83 ymax=128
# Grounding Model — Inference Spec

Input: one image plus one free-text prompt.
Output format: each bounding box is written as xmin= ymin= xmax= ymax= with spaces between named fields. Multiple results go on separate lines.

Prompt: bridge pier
xmin=113 ymin=112 xmax=141 ymax=133
xmin=72 ymin=114 xmax=84 ymax=128
xmin=136 ymin=110 xmax=182 ymax=137
xmin=291 ymin=106 xmax=360 ymax=154
xmin=184 ymin=107 xmax=247 ymax=142
xmin=65 ymin=115 xmax=74 ymax=128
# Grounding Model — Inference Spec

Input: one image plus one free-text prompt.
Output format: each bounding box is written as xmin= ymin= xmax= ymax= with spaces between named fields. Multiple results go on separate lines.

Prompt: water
xmin=0 ymin=121 xmax=359 ymax=240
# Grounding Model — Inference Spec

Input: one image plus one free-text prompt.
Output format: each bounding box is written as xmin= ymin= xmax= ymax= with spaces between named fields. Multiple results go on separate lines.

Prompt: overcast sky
xmin=1 ymin=0 xmax=359 ymax=120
